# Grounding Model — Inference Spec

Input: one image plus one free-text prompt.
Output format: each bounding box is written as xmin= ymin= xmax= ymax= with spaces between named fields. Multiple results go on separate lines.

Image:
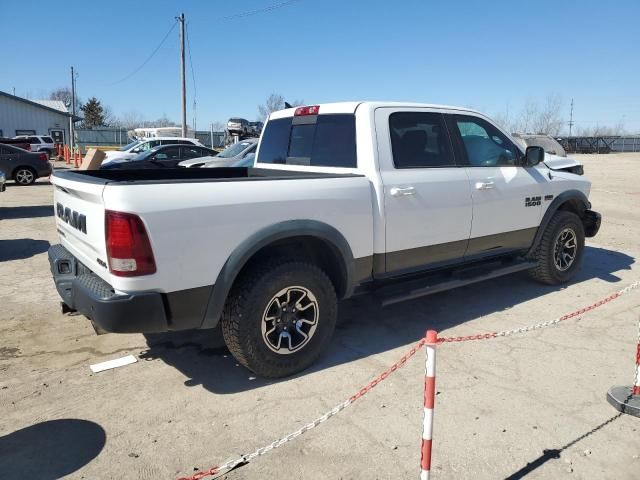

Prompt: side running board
xmin=379 ymin=260 xmax=537 ymax=307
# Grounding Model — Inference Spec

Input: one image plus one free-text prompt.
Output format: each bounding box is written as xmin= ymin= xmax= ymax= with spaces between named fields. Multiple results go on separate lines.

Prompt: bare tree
xmin=493 ymin=94 xmax=564 ymax=135
xmin=211 ymin=121 xmax=226 ymax=132
xmin=102 ymin=105 xmax=116 ymax=127
xmin=150 ymin=115 xmax=178 ymax=128
xmin=531 ymin=94 xmax=564 ymax=136
xmin=577 ymin=121 xmax=626 ymax=137
xmin=257 ymin=93 xmax=304 ymax=122
xmin=115 ymin=110 xmax=145 ymax=130
xmin=49 ymin=87 xmax=82 ymax=113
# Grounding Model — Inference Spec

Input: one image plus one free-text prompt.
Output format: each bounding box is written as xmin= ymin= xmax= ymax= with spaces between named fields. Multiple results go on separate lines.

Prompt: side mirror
xmin=524 ymin=146 xmax=544 ymax=167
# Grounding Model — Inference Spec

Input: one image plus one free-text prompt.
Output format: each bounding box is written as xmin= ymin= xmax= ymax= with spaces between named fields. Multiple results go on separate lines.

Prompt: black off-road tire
xmin=528 ymin=211 xmax=585 ymax=285
xmin=221 ymin=261 xmax=337 ymax=378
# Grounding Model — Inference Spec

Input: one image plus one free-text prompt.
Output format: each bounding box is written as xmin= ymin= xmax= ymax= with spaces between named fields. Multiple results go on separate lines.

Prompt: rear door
xmin=150 ymin=146 xmax=182 ymax=167
xmin=51 ymin=174 xmax=110 ymax=279
xmin=446 ymin=114 xmax=545 ymax=257
xmin=375 ymin=108 xmax=473 ymax=274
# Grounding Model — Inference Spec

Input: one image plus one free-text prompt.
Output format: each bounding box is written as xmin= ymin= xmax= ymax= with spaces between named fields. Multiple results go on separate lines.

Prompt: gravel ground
xmin=1 ymin=154 xmax=639 ymax=479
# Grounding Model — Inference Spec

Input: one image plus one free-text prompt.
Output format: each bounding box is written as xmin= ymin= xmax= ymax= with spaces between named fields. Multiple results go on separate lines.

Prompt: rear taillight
xmin=105 ymin=210 xmax=156 ymax=276
xmin=294 ymin=105 xmax=320 ymax=116
xmin=39 ymin=153 xmax=47 ymax=161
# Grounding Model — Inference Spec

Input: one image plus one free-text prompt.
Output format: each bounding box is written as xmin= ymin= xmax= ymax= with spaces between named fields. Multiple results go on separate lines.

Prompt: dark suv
xmin=0 ymin=144 xmax=52 ymax=184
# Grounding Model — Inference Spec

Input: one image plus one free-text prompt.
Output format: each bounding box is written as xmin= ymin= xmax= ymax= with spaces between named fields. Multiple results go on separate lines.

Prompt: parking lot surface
xmin=1 ymin=154 xmax=639 ymax=479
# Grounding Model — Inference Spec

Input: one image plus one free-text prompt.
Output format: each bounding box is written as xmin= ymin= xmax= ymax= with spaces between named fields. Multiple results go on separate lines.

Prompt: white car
xmin=48 ymin=101 xmax=600 ymax=378
xmin=14 ymin=135 xmax=56 ymax=157
xmin=103 ymin=137 xmax=203 ymax=164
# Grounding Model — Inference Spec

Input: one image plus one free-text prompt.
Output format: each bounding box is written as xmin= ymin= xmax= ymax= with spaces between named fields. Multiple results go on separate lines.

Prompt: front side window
xmin=452 ymin=115 xmax=520 ymax=167
xmin=389 ymin=112 xmax=454 ymax=168
xmin=182 ymin=146 xmax=208 ymax=159
xmin=257 ymin=114 xmax=356 ymax=168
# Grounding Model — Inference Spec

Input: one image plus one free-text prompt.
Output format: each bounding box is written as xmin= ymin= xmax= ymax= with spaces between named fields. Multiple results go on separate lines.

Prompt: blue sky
xmin=2 ymin=0 xmax=639 ymax=132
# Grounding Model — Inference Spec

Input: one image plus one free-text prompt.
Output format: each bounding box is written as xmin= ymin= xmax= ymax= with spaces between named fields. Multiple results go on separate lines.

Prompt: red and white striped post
xmin=421 ymin=330 xmax=437 ymax=480
xmin=607 ymin=317 xmax=640 ymax=417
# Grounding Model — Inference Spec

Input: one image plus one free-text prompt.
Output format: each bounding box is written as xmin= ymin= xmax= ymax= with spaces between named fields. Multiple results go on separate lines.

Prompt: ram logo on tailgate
xmin=56 ymin=202 xmax=87 ymax=234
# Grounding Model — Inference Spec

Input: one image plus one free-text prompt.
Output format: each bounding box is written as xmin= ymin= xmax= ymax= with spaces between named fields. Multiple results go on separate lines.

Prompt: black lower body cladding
xmin=48 ymin=244 xmax=212 ymax=333
xmin=583 ymin=210 xmax=601 ymax=237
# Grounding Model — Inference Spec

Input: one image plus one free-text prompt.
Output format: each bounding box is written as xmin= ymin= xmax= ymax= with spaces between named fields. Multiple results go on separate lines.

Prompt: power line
xmin=216 ymin=0 xmax=303 ymax=22
xmin=110 ymin=20 xmax=178 ymax=85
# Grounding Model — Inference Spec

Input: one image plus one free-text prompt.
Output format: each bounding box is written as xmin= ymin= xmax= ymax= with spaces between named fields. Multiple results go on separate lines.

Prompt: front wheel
xmin=528 ymin=211 xmax=585 ymax=285
xmin=221 ymin=261 xmax=337 ymax=378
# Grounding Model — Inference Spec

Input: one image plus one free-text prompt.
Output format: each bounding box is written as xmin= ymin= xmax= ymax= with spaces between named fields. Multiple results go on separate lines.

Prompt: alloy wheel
xmin=261 ymin=286 xmax=319 ymax=354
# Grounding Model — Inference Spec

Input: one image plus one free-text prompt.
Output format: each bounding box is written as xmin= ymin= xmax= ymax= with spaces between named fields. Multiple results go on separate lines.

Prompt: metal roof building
xmin=0 ymin=90 xmax=77 ymax=145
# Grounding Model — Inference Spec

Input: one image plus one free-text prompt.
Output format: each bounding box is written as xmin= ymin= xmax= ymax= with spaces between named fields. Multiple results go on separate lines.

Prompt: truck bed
xmin=53 ymin=167 xmax=362 ymax=185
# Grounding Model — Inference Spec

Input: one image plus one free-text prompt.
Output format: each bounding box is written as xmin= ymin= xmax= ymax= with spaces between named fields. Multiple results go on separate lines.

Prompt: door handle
xmin=475 ymin=181 xmax=495 ymax=190
xmin=390 ymin=186 xmax=416 ymax=197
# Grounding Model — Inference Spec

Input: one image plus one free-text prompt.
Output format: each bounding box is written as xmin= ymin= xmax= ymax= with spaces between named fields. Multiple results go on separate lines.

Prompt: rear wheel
xmin=13 ymin=167 xmax=36 ymax=185
xmin=529 ymin=211 xmax=585 ymax=285
xmin=221 ymin=261 xmax=337 ymax=378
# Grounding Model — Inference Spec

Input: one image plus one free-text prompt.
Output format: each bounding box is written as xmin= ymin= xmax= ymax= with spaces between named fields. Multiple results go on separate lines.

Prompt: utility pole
xmin=178 ymin=13 xmax=187 ymax=137
xmin=568 ymin=98 xmax=574 ymax=137
xmin=70 ymin=66 xmax=77 ymax=150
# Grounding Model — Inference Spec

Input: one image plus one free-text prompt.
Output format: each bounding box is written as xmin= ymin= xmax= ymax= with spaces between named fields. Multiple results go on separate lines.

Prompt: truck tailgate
xmin=52 ymin=173 xmax=110 ymax=281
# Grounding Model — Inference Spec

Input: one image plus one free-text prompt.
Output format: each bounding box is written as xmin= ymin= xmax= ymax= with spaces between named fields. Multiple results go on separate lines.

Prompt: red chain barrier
xmin=177 ymin=282 xmax=638 ymax=479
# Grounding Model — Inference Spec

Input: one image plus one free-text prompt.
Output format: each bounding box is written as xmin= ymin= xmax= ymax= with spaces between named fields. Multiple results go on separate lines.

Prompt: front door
xmin=375 ymin=108 xmax=473 ymax=275
xmin=447 ymin=114 xmax=546 ymax=257
xmin=49 ymin=129 xmax=65 ymax=144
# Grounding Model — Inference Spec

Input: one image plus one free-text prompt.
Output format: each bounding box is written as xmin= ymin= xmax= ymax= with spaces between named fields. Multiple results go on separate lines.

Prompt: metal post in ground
xmin=607 ymin=317 xmax=640 ymax=417
xmin=421 ymin=330 xmax=438 ymax=480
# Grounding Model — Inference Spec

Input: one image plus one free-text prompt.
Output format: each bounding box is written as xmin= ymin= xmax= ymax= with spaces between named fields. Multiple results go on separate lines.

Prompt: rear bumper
xmin=37 ymin=162 xmax=52 ymax=177
xmin=583 ymin=209 xmax=601 ymax=237
xmin=48 ymin=244 xmax=211 ymax=333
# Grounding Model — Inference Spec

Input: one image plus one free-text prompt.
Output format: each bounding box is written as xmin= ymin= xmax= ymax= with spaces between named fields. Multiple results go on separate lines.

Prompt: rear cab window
xmin=257 ymin=114 xmax=356 ymax=168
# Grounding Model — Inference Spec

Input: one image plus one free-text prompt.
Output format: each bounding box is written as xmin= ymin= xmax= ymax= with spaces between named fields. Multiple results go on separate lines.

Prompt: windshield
xmin=217 ymin=141 xmax=253 ymax=158
xmin=120 ymin=140 xmax=141 ymax=151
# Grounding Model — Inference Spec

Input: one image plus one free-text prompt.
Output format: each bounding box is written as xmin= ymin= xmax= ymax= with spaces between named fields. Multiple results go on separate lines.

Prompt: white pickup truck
xmin=48 ymin=102 xmax=601 ymax=377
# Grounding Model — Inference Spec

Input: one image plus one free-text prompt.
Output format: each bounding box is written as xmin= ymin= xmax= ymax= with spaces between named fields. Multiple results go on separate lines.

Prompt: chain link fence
xmin=75 ymin=127 xmax=226 ymax=152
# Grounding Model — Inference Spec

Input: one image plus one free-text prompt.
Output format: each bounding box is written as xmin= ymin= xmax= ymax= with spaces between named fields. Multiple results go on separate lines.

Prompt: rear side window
xmin=258 ymin=114 xmax=356 ymax=168
xmin=42 ymin=136 xmax=54 ymax=144
xmin=389 ymin=112 xmax=454 ymax=168
xmin=28 ymin=136 xmax=41 ymax=143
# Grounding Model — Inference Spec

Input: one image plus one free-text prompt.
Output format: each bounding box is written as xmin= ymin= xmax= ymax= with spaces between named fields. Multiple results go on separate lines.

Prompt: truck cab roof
xmin=269 ymin=101 xmax=483 ymax=119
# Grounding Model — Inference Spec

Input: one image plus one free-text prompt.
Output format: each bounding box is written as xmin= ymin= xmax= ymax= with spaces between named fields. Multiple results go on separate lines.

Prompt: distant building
xmin=0 ymin=90 xmax=80 ymax=145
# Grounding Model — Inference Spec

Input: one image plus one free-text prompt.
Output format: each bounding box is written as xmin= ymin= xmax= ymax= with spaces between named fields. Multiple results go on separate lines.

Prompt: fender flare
xmin=527 ymin=189 xmax=590 ymax=256
xmin=201 ymin=220 xmax=355 ymax=329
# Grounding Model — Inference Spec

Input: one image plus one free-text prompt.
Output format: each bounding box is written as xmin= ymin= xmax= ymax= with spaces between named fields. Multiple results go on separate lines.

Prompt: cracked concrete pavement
xmin=0 ymin=154 xmax=639 ymax=479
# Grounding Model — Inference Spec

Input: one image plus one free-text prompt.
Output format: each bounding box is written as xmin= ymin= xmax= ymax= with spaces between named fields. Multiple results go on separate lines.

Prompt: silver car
xmin=227 ymin=117 xmax=249 ymax=136
xmin=178 ymin=138 xmax=258 ymax=168
xmin=0 ymin=170 xmax=6 ymax=192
